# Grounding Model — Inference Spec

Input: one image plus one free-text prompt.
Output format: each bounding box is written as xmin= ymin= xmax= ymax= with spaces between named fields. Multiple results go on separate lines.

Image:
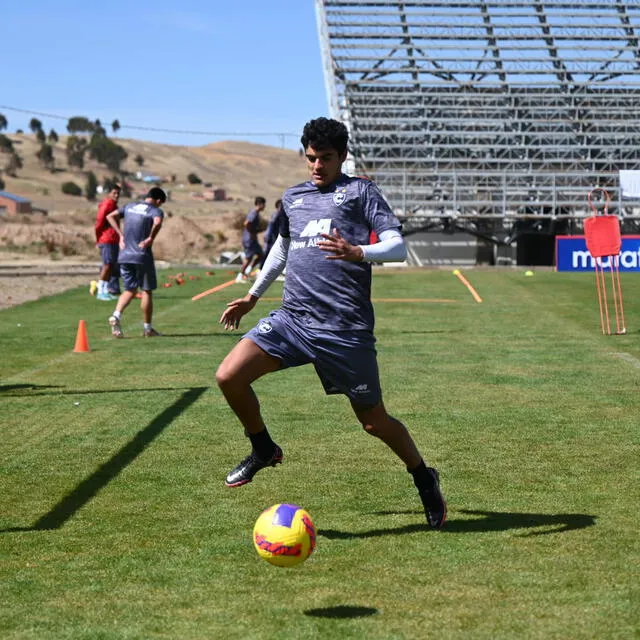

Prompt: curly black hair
xmin=300 ymin=117 xmax=349 ymax=155
xmin=146 ymin=187 xmax=167 ymax=204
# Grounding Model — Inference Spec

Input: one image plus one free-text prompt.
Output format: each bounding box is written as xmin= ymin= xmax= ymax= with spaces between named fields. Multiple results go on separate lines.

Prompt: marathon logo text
xmin=556 ymin=236 xmax=640 ymax=272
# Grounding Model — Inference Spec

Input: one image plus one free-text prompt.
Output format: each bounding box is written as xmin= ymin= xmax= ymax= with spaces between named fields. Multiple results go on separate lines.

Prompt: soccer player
xmin=236 ymin=196 xmax=266 ymax=282
xmin=93 ymin=184 xmax=122 ymax=300
xmin=217 ymin=117 xmax=446 ymax=529
xmin=259 ymin=198 xmax=285 ymax=269
xmin=105 ymin=187 xmax=166 ymax=338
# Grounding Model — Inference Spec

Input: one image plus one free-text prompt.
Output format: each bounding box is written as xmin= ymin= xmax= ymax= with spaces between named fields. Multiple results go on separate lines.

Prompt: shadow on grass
xmin=0 ymin=384 xmax=63 ymax=393
xmin=1 ymin=386 xmax=205 ymax=398
xmin=1 ymin=386 xmax=208 ymax=533
xmin=322 ymin=509 xmax=596 ymax=539
xmin=447 ymin=509 xmax=596 ymax=535
xmin=304 ymin=605 xmax=378 ymax=619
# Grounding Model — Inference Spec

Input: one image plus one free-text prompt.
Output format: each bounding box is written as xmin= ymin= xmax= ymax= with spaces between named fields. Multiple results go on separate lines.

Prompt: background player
xmin=259 ymin=198 xmax=285 ymax=269
xmin=93 ymin=184 xmax=122 ymax=300
xmin=105 ymin=187 xmax=166 ymax=338
xmin=236 ymin=196 xmax=266 ymax=282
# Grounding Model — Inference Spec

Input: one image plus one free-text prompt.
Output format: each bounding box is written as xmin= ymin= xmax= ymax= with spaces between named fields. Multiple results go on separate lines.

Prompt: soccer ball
xmin=253 ymin=503 xmax=316 ymax=568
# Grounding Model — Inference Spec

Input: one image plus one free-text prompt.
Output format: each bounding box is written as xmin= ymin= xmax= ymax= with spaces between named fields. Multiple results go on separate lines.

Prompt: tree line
xmin=0 ymin=113 xmax=140 ymax=200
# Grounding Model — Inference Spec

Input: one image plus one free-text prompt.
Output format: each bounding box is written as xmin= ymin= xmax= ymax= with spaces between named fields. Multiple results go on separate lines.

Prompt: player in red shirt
xmin=93 ymin=185 xmax=122 ymax=300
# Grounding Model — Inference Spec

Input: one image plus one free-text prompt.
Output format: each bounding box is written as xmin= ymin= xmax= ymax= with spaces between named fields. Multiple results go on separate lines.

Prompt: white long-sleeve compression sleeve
xmin=248 ymin=235 xmax=290 ymax=298
xmin=359 ymin=229 xmax=407 ymax=262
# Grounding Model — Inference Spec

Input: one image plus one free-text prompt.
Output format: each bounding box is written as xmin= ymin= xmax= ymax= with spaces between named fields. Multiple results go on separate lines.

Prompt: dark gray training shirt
xmin=242 ymin=209 xmax=261 ymax=249
xmin=117 ymin=201 xmax=164 ymax=264
xmin=280 ymin=174 xmax=401 ymax=332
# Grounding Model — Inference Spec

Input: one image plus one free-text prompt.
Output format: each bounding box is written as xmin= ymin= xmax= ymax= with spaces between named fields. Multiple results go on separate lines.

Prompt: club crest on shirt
xmin=333 ymin=188 xmax=347 ymax=206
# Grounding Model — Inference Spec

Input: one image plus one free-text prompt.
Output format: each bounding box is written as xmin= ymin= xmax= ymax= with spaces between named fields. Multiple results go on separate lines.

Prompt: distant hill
xmin=0 ymin=133 xmax=308 ymax=263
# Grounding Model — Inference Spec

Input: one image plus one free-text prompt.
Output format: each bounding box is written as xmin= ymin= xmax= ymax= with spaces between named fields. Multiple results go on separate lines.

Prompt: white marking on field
xmin=611 ymin=352 xmax=640 ymax=369
xmin=407 ymin=245 xmax=423 ymax=267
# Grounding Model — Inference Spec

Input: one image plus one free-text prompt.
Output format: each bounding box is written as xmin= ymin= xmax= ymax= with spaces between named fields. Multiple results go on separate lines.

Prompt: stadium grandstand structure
xmin=315 ymin=0 xmax=640 ymax=249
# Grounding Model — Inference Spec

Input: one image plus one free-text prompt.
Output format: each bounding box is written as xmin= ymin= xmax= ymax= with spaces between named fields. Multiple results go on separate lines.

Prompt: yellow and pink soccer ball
xmin=253 ymin=503 xmax=316 ymax=568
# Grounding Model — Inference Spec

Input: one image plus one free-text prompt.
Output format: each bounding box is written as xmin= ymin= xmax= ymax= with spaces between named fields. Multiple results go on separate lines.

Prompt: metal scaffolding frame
xmin=315 ymin=0 xmax=640 ymax=241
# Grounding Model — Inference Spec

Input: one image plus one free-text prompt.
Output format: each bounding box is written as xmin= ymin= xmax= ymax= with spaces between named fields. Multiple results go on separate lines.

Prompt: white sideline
xmin=407 ymin=245 xmax=423 ymax=267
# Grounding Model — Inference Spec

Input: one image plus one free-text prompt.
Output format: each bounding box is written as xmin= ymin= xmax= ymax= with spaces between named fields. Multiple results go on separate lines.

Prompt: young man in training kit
xmin=259 ymin=198 xmax=285 ymax=269
xmin=217 ymin=117 xmax=446 ymax=529
xmin=236 ymin=196 xmax=266 ymax=282
xmin=92 ymin=184 xmax=122 ymax=300
xmin=105 ymin=187 xmax=166 ymax=338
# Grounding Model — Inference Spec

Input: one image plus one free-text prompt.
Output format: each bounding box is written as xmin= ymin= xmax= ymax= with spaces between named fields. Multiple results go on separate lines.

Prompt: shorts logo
xmin=258 ymin=320 xmax=273 ymax=334
xmin=333 ymin=188 xmax=347 ymax=206
xmin=351 ymin=383 xmax=369 ymax=394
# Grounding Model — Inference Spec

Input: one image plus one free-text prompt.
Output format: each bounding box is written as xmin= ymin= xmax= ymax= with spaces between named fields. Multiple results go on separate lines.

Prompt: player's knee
xmin=362 ymin=422 xmax=381 ymax=438
xmin=215 ymin=363 xmax=233 ymax=390
xmin=361 ymin=414 xmax=403 ymax=439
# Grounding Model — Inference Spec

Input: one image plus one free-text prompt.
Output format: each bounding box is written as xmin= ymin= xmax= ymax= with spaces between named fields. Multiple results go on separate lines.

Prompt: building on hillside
xmin=203 ymin=188 xmax=228 ymax=201
xmin=136 ymin=171 xmax=163 ymax=183
xmin=0 ymin=191 xmax=32 ymax=215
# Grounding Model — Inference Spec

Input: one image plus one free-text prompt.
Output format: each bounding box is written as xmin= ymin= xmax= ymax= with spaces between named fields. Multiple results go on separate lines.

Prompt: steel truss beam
xmin=315 ymin=0 xmax=640 ymax=239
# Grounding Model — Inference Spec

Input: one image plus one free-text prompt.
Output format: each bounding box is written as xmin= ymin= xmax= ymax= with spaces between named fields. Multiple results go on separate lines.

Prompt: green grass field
xmin=1 ymin=268 xmax=638 ymax=639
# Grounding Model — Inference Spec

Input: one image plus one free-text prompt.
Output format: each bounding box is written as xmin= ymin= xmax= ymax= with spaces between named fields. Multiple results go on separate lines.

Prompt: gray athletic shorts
xmin=98 ymin=243 xmax=119 ymax=266
xmin=243 ymin=240 xmax=263 ymax=259
xmin=120 ymin=262 xmax=157 ymax=291
xmin=243 ymin=308 xmax=381 ymax=406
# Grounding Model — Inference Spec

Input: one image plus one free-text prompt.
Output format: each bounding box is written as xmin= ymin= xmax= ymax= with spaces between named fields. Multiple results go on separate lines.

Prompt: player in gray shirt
xmin=217 ymin=118 xmax=446 ymax=529
xmin=236 ymin=197 xmax=266 ymax=282
xmin=106 ymin=187 xmax=166 ymax=338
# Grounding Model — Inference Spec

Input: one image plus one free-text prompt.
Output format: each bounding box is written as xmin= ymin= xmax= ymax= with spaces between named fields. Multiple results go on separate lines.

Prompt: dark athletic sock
xmin=408 ymin=460 xmax=432 ymax=490
xmin=248 ymin=428 xmax=276 ymax=461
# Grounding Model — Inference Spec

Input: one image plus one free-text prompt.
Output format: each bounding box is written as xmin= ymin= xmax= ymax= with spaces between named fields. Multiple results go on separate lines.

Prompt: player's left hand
xmin=317 ymin=228 xmax=363 ymax=261
xmin=220 ymin=295 xmax=258 ymax=330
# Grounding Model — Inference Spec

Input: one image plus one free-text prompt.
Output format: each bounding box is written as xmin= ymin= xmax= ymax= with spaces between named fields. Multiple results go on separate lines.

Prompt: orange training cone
xmin=73 ymin=319 xmax=91 ymax=353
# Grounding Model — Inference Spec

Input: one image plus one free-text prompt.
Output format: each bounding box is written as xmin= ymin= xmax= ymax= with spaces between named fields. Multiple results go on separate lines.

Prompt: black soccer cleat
xmin=225 ymin=446 xmax=283 ymax=487
xmin=419 ymin=467 xmax=447 ymax=529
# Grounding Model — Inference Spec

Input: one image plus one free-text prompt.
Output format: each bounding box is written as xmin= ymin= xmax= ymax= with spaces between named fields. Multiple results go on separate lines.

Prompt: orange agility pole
xmin=452 ymin=269 xmax=483 ymax=303
xmin=585 ymin=188 xmax=626 ymax=335
xmin=191 ymin=278 xmax=237 ymax=301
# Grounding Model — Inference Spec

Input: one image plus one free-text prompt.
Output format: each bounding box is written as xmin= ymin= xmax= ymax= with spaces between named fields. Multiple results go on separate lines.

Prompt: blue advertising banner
xmin=556 ymin=235 xmax=640 ymax=272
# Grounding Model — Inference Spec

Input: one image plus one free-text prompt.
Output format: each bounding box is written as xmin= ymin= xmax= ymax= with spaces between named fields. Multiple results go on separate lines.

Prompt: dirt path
xmin=0 ymin=263 xmax=97 ymax=310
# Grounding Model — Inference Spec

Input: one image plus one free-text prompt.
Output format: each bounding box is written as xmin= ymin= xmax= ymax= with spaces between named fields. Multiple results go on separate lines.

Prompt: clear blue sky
xmin=1 ymin=1 xmax=328 ymax=149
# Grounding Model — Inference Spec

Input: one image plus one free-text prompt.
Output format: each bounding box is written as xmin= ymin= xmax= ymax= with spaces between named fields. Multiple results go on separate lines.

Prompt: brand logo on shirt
xmin=258 ymin=320 xmax=273 ymax=334
xmin=351 ymin=383 xmax=369 ymax=395
xmin=333 ymin=188 xmax=347 ymax=206
xmin=290 ymin=197 xmax=304 ymax=209
xmin=130 ymin=203 xmax=149 ymax=214
xmin=300 ymin=218 xmax=332 ymax=237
